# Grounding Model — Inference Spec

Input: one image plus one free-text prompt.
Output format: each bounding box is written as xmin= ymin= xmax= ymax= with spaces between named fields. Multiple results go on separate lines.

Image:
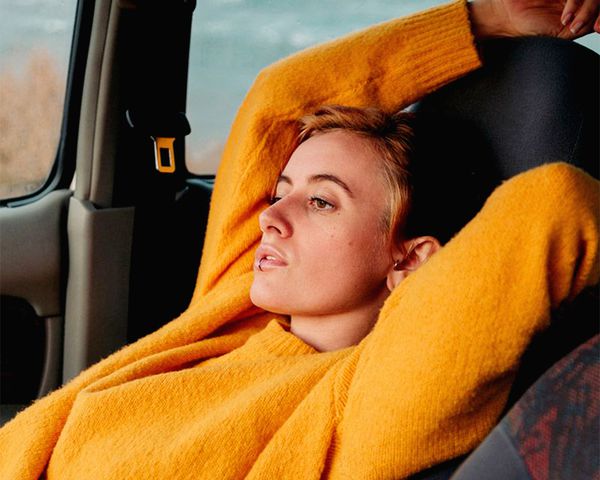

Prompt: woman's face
xmin=250 ymin=130 xmax=395 ymax=317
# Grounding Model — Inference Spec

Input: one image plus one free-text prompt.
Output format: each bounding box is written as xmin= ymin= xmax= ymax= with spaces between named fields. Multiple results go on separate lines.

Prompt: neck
xmin=290 ymin=292 xmax=388 ymax=352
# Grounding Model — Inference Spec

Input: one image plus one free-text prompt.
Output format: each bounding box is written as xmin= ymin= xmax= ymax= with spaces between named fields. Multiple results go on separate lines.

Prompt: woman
xmin=1 ymin=0 xmax=599 ymax=478
xmin=250 ymin=106 xmax=439 ymax=352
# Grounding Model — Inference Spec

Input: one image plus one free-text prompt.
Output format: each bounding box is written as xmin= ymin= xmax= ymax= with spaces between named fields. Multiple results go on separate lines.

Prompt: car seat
xmin=451 ymin=334 xmax=599 ymax=480
xmin=404 ymin=36 xmax=599 ymax=479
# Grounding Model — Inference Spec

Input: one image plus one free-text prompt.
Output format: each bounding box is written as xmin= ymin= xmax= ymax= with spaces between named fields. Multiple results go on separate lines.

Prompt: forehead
xmin=282 ymin=130 xmax=384 ymax=190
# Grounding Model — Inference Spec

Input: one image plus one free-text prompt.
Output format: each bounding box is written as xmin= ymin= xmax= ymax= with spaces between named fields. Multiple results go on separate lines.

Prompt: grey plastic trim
xmin=63 ymin=197 xmax=134 ymax=381
xmin=37 ymin=316 xmax=64 ymax=398
xmin=75 ymin=0 xmax=142 ymax=207
xmin=0 ymin=190 xmax=71 ymax=317
xmin=450 ymin=424 xmax=531 ymax=480
xmin=75 ymin=0 xmax=115 ymax=206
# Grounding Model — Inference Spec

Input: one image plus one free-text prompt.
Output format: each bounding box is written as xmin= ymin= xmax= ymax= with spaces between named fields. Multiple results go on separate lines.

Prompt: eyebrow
xmin=277 ymin=174 xmax=354 ymax=198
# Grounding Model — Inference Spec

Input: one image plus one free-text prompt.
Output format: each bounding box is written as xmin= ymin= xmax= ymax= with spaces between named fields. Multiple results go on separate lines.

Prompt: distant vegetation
xmin=0 ymin=50 xmax=63 ymax=200
xmin=0 ymin=49 xmax=224 ymax=199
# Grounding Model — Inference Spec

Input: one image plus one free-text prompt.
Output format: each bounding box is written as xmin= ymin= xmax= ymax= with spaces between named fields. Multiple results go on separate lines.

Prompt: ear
xmin=386 ymin=236 xmax=441 ymax=292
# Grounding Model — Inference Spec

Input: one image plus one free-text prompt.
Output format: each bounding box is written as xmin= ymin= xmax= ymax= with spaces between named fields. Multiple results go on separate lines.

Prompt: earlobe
xmin=386 ymin=236 xmax=441 ymax=291
xmin=386 ymin=268 xmax=409 ymax=292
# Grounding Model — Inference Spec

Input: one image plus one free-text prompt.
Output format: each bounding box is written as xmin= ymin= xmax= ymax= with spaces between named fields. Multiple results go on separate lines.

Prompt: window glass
xmin=0 ymin=0 xmax=77 ymax=200
xmin=577 ymin=34 xmax=600 ymax=54
xmin=186 ymin=0 xmax=445 ymax=174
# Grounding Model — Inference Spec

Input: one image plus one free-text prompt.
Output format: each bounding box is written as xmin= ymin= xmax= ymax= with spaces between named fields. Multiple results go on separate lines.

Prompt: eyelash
xmin=268 ymin=195 xmax=335 ymax=211
xmin=309 ymin=196 xmax=334 ymax=211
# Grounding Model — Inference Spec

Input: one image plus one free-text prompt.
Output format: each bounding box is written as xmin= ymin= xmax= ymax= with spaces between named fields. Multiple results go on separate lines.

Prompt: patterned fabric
xmin=504 ymin=335 xmax=599 ymax=480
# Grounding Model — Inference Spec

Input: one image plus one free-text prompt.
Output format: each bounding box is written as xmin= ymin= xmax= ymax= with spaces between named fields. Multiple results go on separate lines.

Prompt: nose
xmin=259 ymin=200 xmax=292 ymax=237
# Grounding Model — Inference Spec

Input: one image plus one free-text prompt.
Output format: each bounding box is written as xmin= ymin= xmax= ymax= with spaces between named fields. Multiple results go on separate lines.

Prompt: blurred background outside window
xmin=0 ymin=0 xmax=77 ymax=200
xmin=186 ymin=0 xmax=448 ymax=174
xmin=0 ymin=0 xmax=597 ymax=194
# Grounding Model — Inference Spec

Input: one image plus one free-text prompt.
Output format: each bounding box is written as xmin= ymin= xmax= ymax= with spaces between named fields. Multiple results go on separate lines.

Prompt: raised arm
xmin=334 ymin=163 xmax=599 ymax=478
xmin=194 ymin=0 xmax=599 ymax=302
xmin=191 ymin=0 xmax=481 ymax=302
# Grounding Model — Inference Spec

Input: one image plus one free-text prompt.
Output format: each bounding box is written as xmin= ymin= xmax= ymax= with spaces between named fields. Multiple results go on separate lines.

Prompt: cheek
xmin=304 ymin=225 xmax=390 ymax=281
xmin=249 ymin=219 xmax=391 ymax=315
xmin=299 ymin=231 xmax=389 ymax=313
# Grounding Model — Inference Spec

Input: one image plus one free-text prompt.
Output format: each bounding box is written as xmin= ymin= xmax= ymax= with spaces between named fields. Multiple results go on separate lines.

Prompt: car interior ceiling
xmin=0 ymin=0 xmax=598 ymax=477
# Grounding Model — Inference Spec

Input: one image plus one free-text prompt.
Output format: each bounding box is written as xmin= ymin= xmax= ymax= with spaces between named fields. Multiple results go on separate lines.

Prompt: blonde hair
xmin=298 ymin=105 xmax=415 ymax=242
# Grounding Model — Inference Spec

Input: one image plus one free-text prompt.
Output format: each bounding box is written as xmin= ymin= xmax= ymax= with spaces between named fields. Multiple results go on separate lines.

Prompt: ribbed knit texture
xmin=1 ymin=1 xmax=598 ymax=479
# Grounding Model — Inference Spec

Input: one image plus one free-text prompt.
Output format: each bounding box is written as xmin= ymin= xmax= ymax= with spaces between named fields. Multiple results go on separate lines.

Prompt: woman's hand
xmin=469 ymin=0 xmax=600 ymax=39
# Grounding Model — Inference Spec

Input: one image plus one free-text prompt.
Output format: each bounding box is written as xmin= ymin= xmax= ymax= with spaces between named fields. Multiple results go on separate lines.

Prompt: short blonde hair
xmin=298 ymin=105 xmax=415 ymax=242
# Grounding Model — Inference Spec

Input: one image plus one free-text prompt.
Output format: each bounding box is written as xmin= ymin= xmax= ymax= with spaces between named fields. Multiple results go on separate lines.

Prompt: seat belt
xmin=118 ymin=0 xmax=198 ymax=342
xmin=119 ymin=0 xmax=196 ymax=207
xmin=125 ymin=109 xmax=191 ymax=176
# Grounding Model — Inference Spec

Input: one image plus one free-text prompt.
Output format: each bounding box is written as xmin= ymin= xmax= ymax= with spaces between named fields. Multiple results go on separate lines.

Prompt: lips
xmin=254 ymin=244 xmax=288 ymax=271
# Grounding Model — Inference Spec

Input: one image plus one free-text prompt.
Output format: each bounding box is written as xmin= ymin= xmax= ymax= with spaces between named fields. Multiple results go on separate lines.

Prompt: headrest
xmin=406 ymin=37 xmax=599 ymax=244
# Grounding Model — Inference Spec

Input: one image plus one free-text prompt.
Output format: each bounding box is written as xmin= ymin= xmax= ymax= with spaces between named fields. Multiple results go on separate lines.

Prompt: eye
xmin=269 ymin=195 xmax=282 ymax=205
xmin=309 ymin=196 xmax=334 ymax=211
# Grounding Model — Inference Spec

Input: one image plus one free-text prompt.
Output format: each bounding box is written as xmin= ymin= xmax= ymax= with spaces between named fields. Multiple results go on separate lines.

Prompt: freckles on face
xmin=250 ymin=130 xmax=394 ymax=316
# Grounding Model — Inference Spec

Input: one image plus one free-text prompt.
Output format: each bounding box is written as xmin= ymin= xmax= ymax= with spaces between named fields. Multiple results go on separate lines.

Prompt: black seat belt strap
xmin=123 ymin=0 xmax=196 ymax=204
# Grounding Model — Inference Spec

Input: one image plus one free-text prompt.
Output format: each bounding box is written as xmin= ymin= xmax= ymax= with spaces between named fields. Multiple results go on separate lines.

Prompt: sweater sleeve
xmin=0 ymin=4 xmax=480 ymax=479
xmin=332 ymin=163 xmax=600 ymax=479
xmin=190 ymin=0 xmax=481 ymax=303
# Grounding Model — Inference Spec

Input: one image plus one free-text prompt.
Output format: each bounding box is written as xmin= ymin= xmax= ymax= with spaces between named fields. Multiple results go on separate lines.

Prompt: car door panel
xmin=62 ymin=198 xmax=134 ymax=382
xmin=0 ymin=190 xmax=71 ymax=317
xmin=0 ymin=189 xmax=71 ymax=420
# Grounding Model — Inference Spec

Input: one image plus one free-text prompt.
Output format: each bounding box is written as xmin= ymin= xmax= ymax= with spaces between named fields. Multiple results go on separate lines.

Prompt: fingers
xmin=562 ymin=0 xmax=582 ymax=28
xmin=562 ymin=0 xmax=600 ymax=36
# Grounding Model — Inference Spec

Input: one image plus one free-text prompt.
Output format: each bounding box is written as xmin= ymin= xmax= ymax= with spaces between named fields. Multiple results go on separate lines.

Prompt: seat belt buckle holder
xmin=151 ymin=136 xmax=176 ymax=173
xmin=126 ymin=109 xmax=191 ymax=174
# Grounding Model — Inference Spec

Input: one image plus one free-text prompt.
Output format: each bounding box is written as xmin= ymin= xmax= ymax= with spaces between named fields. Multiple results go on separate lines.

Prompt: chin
xmin=250 ymin=281 xmax=286 ymax=314
xmin=250 ymin=280 xmax=315 ymax=316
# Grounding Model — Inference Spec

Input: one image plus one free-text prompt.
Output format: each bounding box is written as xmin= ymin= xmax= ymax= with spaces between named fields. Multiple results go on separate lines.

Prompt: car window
xmin=186 ymin=0 xmax=447 ymax=175
xmin=577 ymin=32 xmax=600 ymax=55
xmin=0 ymin=0 xmax=77 ymax=200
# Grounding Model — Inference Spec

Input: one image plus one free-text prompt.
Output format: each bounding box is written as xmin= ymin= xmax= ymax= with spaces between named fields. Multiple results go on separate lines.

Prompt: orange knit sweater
xmin=1 ymin=1 xmax=598 ymax=479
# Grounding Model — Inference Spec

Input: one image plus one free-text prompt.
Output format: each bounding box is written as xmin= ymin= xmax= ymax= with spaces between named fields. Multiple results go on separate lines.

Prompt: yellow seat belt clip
xmin=126 ymin=109 xmax=190 ymax=174
xmin=152 ymin=136 xmax=176 ymax=173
